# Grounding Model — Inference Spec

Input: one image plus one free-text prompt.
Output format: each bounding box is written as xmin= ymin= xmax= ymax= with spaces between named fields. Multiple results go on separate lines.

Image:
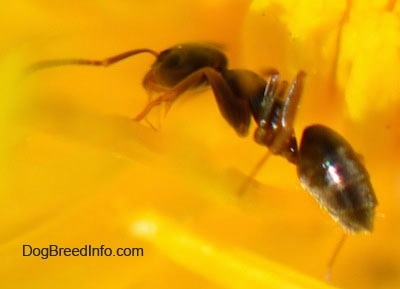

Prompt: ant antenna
xmin=25 ymin=48 xmax=159 ymax=74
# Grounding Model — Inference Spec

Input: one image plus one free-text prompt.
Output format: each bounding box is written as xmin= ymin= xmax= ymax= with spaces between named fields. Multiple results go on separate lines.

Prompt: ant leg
xmin=237 ymin=150 xmax=271 ymax=196
xmin=281 ymin=71 xmax=306 ymax=129
xmin=239 ymin=73 xmax=304 ymax=195
xmin=26 ymin=49 xmax=159 ymax=73
xmin=261 ymin=69 xmax=280 ymax=116
xmin=261 ymin=69 xmax=280 ymax=102
xmin=326 ymin=233 xmax=347 ymax=281
xmin=237 ymin=71 xmax=287 ymax=196
xmin=253 ymin=71 xmax=304 ymax=164
xmin=134 ymin=67 xmax=251 ymax=136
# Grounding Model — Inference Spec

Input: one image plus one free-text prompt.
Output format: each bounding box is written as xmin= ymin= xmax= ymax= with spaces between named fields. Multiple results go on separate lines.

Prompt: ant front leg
xmin=133 ymin=67 xmax=252 ymax=137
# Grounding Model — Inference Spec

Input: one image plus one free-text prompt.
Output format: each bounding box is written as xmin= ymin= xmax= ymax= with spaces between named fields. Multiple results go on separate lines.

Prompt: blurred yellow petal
xmin=1 ymin=1 xmax=400 ymax=289
xmin=338 ymin=1 xmax=400 ymax=120
xmin=131 ymin=211 xmax=340 ymax=289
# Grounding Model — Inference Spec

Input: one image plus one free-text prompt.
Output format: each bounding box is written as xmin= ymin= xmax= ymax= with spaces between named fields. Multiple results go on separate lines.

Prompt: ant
xmin=28 ymin=42 xmax=378 ymax=277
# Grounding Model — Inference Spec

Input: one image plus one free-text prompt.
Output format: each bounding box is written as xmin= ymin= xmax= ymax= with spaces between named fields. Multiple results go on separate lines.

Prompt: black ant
xmin=28 ymin=42 xmax=378 ymax=276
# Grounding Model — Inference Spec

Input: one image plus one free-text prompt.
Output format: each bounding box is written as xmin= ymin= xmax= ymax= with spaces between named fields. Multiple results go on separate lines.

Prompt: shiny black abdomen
xmin=297 ymin=124 xmax=377 ymax=232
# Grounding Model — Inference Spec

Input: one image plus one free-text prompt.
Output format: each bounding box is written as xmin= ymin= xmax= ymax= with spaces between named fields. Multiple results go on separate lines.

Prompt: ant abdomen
xmin=297 ymin=124 xmax=377 ymax=233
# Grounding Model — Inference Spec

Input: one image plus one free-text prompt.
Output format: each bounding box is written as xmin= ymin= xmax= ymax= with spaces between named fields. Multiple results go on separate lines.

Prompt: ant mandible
xmin=29 ymin=42 xmax=377 ymax=254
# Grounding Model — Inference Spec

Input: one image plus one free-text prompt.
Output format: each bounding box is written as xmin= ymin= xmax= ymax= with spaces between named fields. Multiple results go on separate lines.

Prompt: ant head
xmin=151 ymin=43 xmax=228 ymax=88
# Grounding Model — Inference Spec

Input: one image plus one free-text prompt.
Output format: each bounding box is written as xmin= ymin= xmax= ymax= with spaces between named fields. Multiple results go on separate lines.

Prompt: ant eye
xmin=163 ymin=52 xmax=181 ymax=69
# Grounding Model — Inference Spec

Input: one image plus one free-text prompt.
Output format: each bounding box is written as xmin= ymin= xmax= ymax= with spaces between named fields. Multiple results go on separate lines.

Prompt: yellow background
xmin=1 ymin=0 xmax=400 ymax=288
